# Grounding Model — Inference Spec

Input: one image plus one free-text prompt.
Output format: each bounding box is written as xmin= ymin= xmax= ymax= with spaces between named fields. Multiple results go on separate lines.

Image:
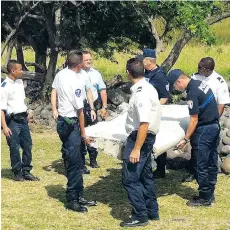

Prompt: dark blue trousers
xmin=57 ymin=117 xmax=83 ymax=202
xmin=190 ymin=123 xmax=220 ymax=200
xmin=122 ymin=132 xmax=159 ymax=221
xmin=81 ymin=101 xmax=98 ymax=164
xmin=6 ymin=119 xmax=33 ymax=174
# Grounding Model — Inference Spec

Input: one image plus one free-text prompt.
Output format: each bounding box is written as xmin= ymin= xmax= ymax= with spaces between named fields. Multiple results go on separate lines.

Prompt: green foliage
xmin=147 ymin=1 xmax=230 ymax=46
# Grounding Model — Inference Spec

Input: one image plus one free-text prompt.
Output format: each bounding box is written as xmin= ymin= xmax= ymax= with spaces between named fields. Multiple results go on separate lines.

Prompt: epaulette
xmin=217 ymin=77 xmax=224 ymax=83
xmin=136 ymin=86 xmax=142 ymax=92
xmin=1 ymin=82 xmax=7 ymax=87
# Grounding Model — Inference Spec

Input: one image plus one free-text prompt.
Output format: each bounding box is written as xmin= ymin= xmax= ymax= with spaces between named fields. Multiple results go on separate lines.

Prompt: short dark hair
xmin=199 ymin=57 xmax=215 ymax=71
xmin=81 ymin=50 xmax=92 ymax=56
xmin=66 ymin=51 xmax=83 ymax=68
xmin=126 ymin=58 xmax=144 ymax=79
xmin=7 ymin=60 xmax=20 ymax=73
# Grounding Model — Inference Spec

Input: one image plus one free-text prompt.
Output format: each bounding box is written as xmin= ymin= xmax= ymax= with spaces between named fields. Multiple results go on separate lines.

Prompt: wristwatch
xmin=102 ymin=106 xmax=107 ymax=109
xmin=184 ymin=137 xmax=190 ymax=143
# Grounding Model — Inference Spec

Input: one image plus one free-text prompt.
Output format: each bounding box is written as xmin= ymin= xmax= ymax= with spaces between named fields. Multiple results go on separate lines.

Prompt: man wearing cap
xmin=183 ymin=57 xmax=230 ymax=182
xmin=167 ymin=69 xmax=220 ymax=207
xmin=137 ymin=48 xmax=170 ymax=178
xmin=121 ymin=58 xmax=161 ymax=227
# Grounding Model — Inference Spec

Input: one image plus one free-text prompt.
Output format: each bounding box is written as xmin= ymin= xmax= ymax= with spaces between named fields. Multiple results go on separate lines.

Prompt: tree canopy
xmin=1 ymin=1 xmax=230 ymax=84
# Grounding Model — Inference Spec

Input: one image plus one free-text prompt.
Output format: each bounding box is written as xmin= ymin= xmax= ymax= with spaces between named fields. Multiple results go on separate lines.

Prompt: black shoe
xmin=120 ymin=219 xmax=148 ymax=227
xmin=186 ymin=197 xmax=211 ymax=207
xmin=90 ymin=161 xmax=100 ymax=168
xmin=148 ymin=215 xmax=160 ymax=221
xmin=66 ymin=200 xmax=88 ymax=212
xmin=182 ymin=174 xmax=195 ymax=182
xmin=153 ymin=170 xmax=165 ymax=179
xmin=78 ymin=196 xmax=97 ymax=206
xmin=23 ymin=172 xmax=40 ymax=181
xmin=14 ymin=172 xmax=25 ymax=182
xmin=83 ymin=166 xmax=90 ymax=174
xmin=192 ymin=195 xmax=215 ymax=204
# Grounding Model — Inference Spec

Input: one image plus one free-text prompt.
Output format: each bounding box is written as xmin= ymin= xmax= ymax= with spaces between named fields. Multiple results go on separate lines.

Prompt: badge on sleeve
xmin=187 ymin=100 xmax=193 ymax=109
xmin=75 ymin=89 xmax=81 ymax=97
xmin=1 ymin=82 xmax=7 ymax=87
xmin=166 ymin=83 xmax=169 ymax=91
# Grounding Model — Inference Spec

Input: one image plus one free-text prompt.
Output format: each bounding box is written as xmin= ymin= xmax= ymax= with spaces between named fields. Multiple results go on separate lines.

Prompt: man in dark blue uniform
xmin=51 ymin=51 xmax=96 ymax=212
xmin=121 ymin=58 xmax=161 ymax=227
xmin=137 ymin=49 xmax=170 ymax=178
xmin=167 ymin=69 xmax=220 ymax=206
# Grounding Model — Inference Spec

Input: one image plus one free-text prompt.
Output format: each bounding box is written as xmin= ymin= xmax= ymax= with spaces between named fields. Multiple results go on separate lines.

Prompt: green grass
xmin=1 ymin=133 xmax=230 ymax=230
xmin=1 ymin=18 xmax=230 ymax=81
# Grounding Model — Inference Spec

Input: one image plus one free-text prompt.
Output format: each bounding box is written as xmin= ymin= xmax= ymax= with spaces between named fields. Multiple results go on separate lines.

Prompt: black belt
xmin=129 ymin=130 xmax=155 ymax=141
xmin=10 ymin=112 xmax=28 ymax=122
xmin=58 ymin=116 xmax=78 ymax=125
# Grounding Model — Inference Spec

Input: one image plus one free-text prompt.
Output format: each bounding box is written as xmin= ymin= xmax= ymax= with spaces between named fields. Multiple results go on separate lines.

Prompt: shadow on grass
xmin=45 ymin=184 xmax=66 ymax=204
xmin=1 ymin=168 xmax=14 ymax=180
xmin=84 ymin=167 xmax=196 ymax=221
xmin=43 ymin=159 xmax=65 ymax=176
xmin=44 ymin=161 xmax=196 ymax=221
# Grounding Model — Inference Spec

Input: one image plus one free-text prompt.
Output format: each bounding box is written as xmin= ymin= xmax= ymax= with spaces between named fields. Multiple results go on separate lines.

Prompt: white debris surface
xmin=85 ymin=105 xmax=190 ymax=160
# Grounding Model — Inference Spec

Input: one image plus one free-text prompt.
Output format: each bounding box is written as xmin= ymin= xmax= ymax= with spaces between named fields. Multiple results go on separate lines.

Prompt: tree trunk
xmin=45 ymin=49 xmax=58 ymax=85
xmin=35 ymin=52 xmax=47 ymax=73
xmin=5 ymin=39 xmax=16 ymax=66
xmin=161 ymin=33 xmax=192 ymax=73
xmin=16 ymin=43 xmax=28 ymax=71
xmin=1 ymin=2 xmax=40 ymax=56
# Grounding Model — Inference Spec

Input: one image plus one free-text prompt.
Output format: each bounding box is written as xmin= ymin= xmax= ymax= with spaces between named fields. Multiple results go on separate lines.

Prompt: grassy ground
xmin=1 ymin=132 xmax=230 ymax=230
xmin=1 ymin=19 xmax=230 ymax=81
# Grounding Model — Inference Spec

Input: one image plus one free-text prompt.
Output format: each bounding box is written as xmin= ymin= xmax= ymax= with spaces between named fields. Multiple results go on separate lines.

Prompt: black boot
xmin=120 ymin=218 xmax=149 ymax=227
xmin=23 ymin=171 xmax=40 ymax=181
xmin=78 ymin=196 xmax=97 ymax=206
xmin=14 ymin=171 xmax=25 ymax=182
xmin=66 ymin=200 xmax=88 ymax=212
xmin=88 ymin=145 xmax=99 ymax=168
xmin=83 ymin=166 xmax=90 ymax=174
xmin=186 ymin=197 xmax=211 ymax=207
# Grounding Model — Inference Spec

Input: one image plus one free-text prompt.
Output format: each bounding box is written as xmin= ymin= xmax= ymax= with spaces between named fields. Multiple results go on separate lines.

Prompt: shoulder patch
xmin=166 ymin=83 xmax=169 ymax=91
xmin=75 ymin=89 xmax=81 ymax=97
xmin=136 ymin=86 xmax=142 ymax=92
xmin=217 ymin=77 xmax=224 ymax=83
xmin=187 ymin=100 xmax=193 ymax=109
xmin=1 ymin=82 xmax=7 ymax=87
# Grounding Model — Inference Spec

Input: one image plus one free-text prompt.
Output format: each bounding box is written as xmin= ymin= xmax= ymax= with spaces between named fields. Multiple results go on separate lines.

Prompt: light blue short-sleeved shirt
xmin=84 ymin=67 xmax=106 ymax=101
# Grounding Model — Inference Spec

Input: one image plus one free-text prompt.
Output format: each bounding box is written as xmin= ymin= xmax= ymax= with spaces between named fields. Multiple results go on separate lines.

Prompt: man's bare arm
xmin=1 ymin=110 xmax=12 ymax=137
xmin=159 ymin=98 xmax=168 ymax=105
xmin=51 ymin=89 xmax=58 ymax=119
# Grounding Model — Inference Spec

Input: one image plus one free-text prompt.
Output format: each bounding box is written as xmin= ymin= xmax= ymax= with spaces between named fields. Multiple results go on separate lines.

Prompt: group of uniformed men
xmin=1 ymin=48 xmax=229 ymax=228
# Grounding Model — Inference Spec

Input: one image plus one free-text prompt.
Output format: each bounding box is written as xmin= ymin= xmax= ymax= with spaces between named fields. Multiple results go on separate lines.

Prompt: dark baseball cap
xmin=136 ymin=48 xmax=156 ymax=60
xmin=166 ymin=69 xmax=183 ymax=86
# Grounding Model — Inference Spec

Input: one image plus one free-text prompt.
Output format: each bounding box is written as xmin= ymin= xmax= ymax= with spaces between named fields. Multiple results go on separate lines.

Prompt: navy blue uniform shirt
xmin=145 ymin=66 xmax=170 ymax=100
xmin=186 ymin=79 xmax=219 ymax=127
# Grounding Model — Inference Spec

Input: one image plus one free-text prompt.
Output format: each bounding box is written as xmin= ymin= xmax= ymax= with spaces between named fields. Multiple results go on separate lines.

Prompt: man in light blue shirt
xmin=82 ymin=51 xmax=108 ymax=119
xmin=81 ymin=51 xmax=108 ymax=169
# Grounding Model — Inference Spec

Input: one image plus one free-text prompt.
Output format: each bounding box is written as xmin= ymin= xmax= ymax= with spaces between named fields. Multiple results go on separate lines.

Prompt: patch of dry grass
xmin=1 ymin=133 xmax=230 ymax=230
